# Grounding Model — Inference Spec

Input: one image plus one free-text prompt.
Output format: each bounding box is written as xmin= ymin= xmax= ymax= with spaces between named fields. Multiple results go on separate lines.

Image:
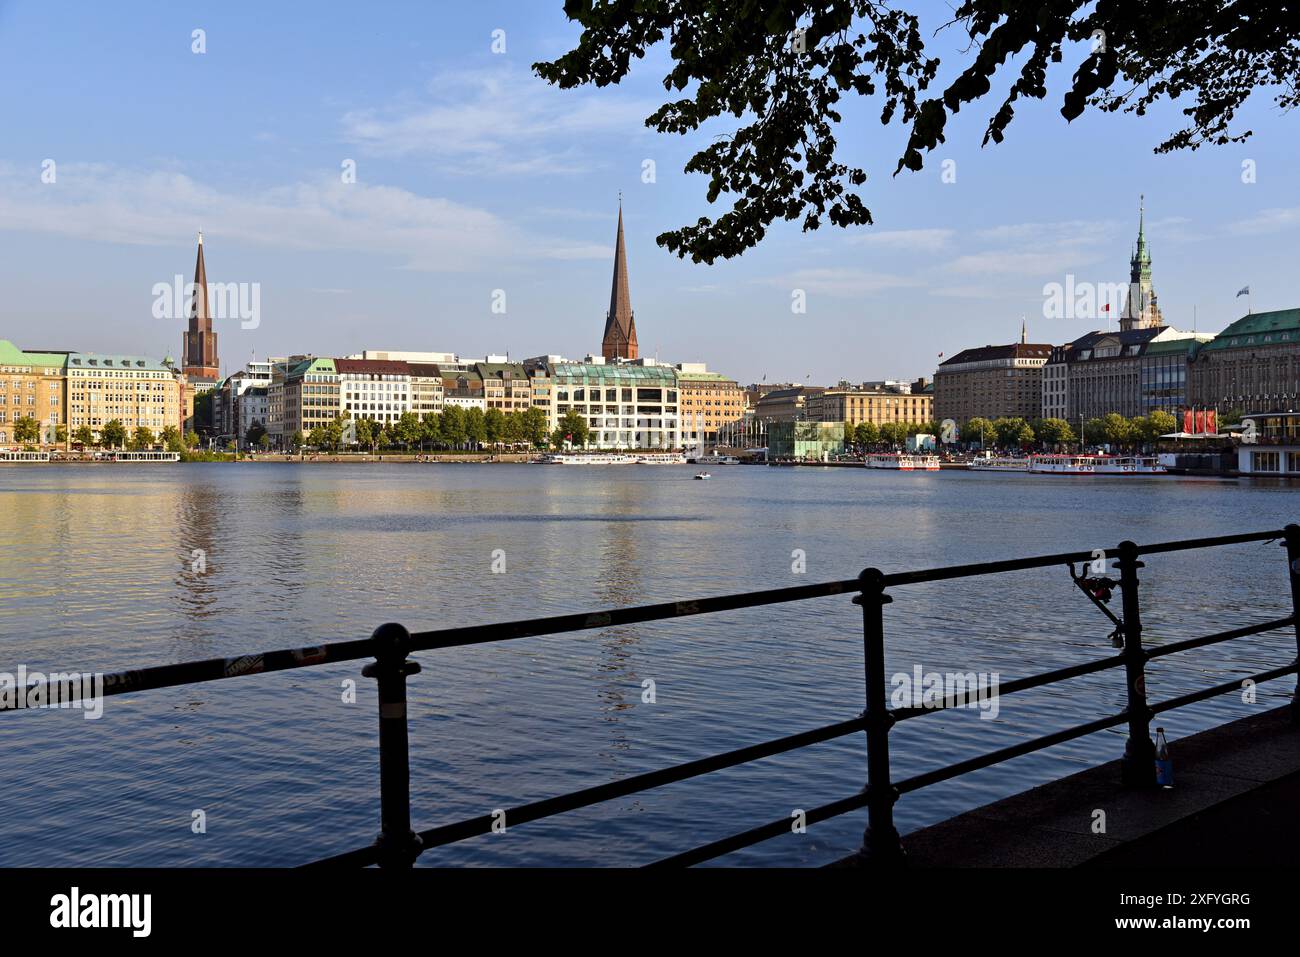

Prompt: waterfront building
xmin=768 ymin=421 xmax=844 ymax=461
xmin=337 ymin=358 xmax=407 ymax=427
xmin=181 ymin=231 xmax=220 ymax=385
xmin=1236 ymin=411 xmax=1300 ymax=475
xmin=552 ymin=357 xmax=679 ymax=449
xmin=522 ymin=357 xmax=559 ymax=429
xmin=753 ymin=386 xmax=826 ymax=423
xmin=1140 ymin=335 xmax=1211 ymax=414
xmin=66 ymin=351 xmax=185 ymax=441
xmin=805 ymin=379 xmax=933 ymax=429
xmin=237 ymin=386 xmax=269 ymax=446
xmin=601 ymin=205 xmax=639 ymax=360
xmin=1188 ymin=308 xmax=1300 ymax=415
xmin=1042 ymin=344 xmax=1071 ymax=421
xmin=348 ymin=350 xmax=458 ymax=364
xmin=934 ymin=327 xmax=1051 ymax=424
xmin=675 ymin=363 xmax=744 ymax=449
xmin=1052 ymin=326 xmax=1202 ymax=422
xmin=441 ymin=366 xmax=486 ymax=411
xmin=408 ymin=363 xmax=445 ymax=418
xmin=475 ymin=361 xmax=533 ymax=414
xmin=268 ymin=356 xmax=337 ymax=447
xmin=0 ymin=339 xmax=67 ymax=448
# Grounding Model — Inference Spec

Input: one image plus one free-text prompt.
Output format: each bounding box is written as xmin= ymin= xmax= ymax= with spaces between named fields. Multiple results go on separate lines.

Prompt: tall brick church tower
xmin=601 ymin=204 xmax=638 ymax=361
xmin=182 ymin=231 xmax=220 ymax=381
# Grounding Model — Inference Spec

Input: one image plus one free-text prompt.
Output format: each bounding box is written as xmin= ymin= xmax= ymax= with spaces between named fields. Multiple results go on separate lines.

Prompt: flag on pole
xmin=1237 ymin=286 xmax=1250 ymax=297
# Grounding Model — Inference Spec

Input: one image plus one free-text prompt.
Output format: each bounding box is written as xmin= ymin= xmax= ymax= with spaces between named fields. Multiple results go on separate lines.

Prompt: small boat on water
xmin=865 ymin=453 xmax=940 ymax=471
xmin=694 ymin=471 xmax=711 ymax=480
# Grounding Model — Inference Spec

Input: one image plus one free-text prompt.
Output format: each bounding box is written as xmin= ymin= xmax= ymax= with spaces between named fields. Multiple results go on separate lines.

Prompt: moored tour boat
xmin=865 ymin=453 xmax=940 ymax=471
xmin=1027 ymin=454 xmax=1166 ymax=475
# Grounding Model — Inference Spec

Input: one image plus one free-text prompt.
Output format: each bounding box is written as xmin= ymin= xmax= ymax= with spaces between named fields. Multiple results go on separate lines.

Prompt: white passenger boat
xmin=865 ymin=453 xmax=940 ymax=471
xmin=636 ymin=452 xmax=689 ymax=465
xmin=967 ymin=455 xmax=1031 ymax=471
xmin=693 ymin=453 xmax=740 ymax=465
xmin=539 ymin=452 xmax=639 ymax=465
xmin=111 ymin=451 xmax=181 ymax=462
xmin=1027 ymin=454 xmax=1166 ymax=475
xmin=0 ymin=449 xmax=50 ymax=463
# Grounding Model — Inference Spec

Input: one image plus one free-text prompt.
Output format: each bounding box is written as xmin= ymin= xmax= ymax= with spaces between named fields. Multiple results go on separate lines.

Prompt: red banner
xmin=1195 ymin=410 xmax=1206 ymax=435
xmin=1205 ymin=410 xmax=1217 ymax=435
xmin=1183 ymin=410 xmax=1194 ymax=434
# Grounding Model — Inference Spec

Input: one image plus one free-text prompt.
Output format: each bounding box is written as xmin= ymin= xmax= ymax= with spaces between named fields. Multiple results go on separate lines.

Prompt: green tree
xmin=878 ymin=421 xmax=907 ymax=447
xmin=131 ymin=426 xmax=156 ymax=450
xmin=484 ymin=407 xmax=506 ymax=446
xmin=13 ymin=416 xmax=41 ymax=445
xmin=536 ymin=2 xmax=1299 ymax=263
xmin=324 ymin=415 xmax=346 ymax=452
xmin=993 ymin=417 xmax=1033 ymax=448
xmin=440 ymin=406 xmax=467 ymax=449
xmin=464 ymin=407 xmax=487 ymax=448
xmin=855 ymin=421 xmax=879 ymax=446
xmin=1035 ymin=418 xmax=1076 ymax=447
xmin=73 ymin=425 xmax=95 ymax=448
xmin=1148 ymin=409 xmax=1178 ymax=441
xmin=1101 ymin=412 xmax=1134 ymax=447
xmin=290 ymin=430 xmax=305 ymax=453
xmin=355 ymin=416 xmax=376 ymax=452
xmin=100 ymin=419 xmax=128 ymax=450
xmin=160 ymin=425 xmax=182 ymax=452
xmin=396 ymin=411 xmax=422 ymax=450
xmin=245 ymin=422 xmax=267 ymax=449
xmin=522 ymin=406 xmax=550 ymax=447
xmin=259 ymin=433 xmax=271 ymax=451
xmin=185 ymin=430 xmax=200 ymax=450
xmin=306 ymin=427 xmax=326 ymax=449
xmin=554 ymin=409 xmax=589 ymax=449
xmin=1083 ymin=418 xmax=1107 ymax=446
xmin=964 ymin=417 xmax=995 ymax=448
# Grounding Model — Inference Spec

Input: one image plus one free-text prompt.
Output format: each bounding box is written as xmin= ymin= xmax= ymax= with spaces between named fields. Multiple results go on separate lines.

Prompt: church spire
xmin=1122 ymin=195 xmax=1161 ymax=331
xmin=182 ymin=230 xmax=219 ymax=381
xmin=602 ymin=199 xmax=638 ymax=360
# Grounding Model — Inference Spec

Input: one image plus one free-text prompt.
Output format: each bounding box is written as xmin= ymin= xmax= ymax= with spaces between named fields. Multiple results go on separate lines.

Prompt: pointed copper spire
xmin=602 ymin=201 xmax=638 ymax=360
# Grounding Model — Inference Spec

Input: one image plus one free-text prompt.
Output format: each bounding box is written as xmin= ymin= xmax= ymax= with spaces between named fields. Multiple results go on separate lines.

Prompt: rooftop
xmin=1203 ymin=308 xmax=1300 ymax=352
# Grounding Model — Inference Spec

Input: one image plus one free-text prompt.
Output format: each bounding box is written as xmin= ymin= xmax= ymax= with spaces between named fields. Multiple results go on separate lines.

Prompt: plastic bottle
xmin=1155 ymin=727 xmax=1174 ymax=788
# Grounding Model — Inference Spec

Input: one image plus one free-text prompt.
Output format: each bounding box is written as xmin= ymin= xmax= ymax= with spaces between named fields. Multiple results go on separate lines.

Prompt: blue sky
xmin=1 ymin=0 xmax=1298 ymax=385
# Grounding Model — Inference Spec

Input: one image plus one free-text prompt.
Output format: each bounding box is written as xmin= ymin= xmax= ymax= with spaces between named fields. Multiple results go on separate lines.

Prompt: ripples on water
xmin=0 ymin=463 xmax=1296 ymax=866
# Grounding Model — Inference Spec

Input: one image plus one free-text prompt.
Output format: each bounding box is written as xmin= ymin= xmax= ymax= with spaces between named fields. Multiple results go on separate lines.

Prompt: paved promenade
xmin=839 ymin=705 xmax=1300 ymax=866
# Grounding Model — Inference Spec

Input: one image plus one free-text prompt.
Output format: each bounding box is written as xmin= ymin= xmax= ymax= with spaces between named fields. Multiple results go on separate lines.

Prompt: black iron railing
xmin=6 ymin=527 xmax=1300 ymax=867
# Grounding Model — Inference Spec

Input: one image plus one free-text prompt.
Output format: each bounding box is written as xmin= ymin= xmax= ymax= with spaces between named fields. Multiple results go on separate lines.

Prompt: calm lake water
xmin=1 ymin=462 xmax=1297 ymax=866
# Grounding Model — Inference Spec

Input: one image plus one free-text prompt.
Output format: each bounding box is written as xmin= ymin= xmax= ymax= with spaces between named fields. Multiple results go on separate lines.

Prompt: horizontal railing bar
xmin=1144 ymin=616 xmax=1294 ymax=661
xmin=5 ymin=529 xmax=1286 ymax=712
xmin=304 ymin=713 xmax=870 ymax=868
xmin=653 ymin=663 xmax=1300 ymax=867
xmin=879 ymin=529 xmax=1283 ymax=589
xmin=647 ymin=791 xmax=872 ymax=868
xmin=1148 ymin=662 xmax=1299 ymax=716
xmin=648 ymin=711 xmax=1132 ymax=867
xmin=896 ymin=712 xmax=1131 ymax=795
xmin=890 ymin=652 xmax=1126 ymax=721
xmin=406 ymin=579 xmax=861 ymax=651
xmin=0 ymin=638 xmax=377 ymax=711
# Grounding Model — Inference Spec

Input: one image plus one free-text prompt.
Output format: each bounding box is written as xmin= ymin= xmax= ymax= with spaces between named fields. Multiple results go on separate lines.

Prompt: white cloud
xmin=761 ymin=267 xmax=919 ymax=296
xmin=849 ymin=228 xmax=955 ymax=251
xmin=0 ymin=162 xmax=607 ymax=271
xmin=340 ymin=67 xmax=657 ymax=174
xmin=1228 ymin=206 xmax=1300 ymax=236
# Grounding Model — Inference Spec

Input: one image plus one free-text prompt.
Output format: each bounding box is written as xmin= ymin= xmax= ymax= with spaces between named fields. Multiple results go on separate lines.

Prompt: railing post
xmin=361 ymin=622 xmax=424 ymax=868
xmin=853 ymin=568 xmax=905 ymax=864
xmin=1282 ymin=524 xmax=1300 ymax=726
xmin=1116 ymin=541 xmax=1156 ymax=788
